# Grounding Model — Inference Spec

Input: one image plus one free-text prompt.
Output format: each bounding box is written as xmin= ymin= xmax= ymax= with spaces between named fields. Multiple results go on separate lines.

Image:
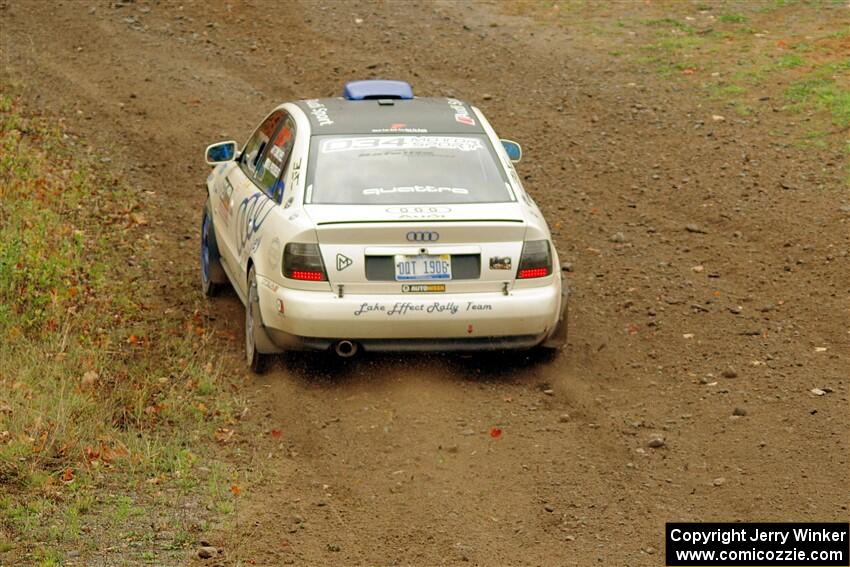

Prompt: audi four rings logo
xmin=406 ymin=231 xmax=439 ymax=242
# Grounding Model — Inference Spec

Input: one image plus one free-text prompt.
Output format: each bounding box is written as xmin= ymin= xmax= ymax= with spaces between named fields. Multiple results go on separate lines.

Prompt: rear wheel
xmin=200 ymin=200 xmax=226 ymax=296
xmin=541 ymin=300 xmax=568 ymax=352
xmin=245 ymin=266 xmax=269 ymax=373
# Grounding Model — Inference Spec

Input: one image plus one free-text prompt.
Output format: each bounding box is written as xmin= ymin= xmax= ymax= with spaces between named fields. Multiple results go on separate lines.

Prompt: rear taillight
xmin=517 ymin=240 xmax=552 ymax=279
xmin=283 ymin=243 xmax=327 ymax=281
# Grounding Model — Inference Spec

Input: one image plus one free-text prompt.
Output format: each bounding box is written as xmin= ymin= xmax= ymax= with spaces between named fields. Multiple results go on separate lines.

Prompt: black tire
xmin=540 ymin=301 xmax=568 ymax=351
xmin=200 ymin=199 xmax=227 ymax=297
xmin=245 ymin=265 xmax=269 ymax=373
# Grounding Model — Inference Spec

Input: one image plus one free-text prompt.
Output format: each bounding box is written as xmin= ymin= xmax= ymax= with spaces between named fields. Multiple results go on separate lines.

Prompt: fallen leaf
xmin=490 ymin=428 xmax=502 ymax=439
xmin=215 ymin=428 xmax=234 ymax=443
xmin=83 ymin=446 xmax=100 ymax=464
xmin=230 ymin=484 xmax=241 ymax=496
xmin=270 ymin=429 xmax=282 ymax=439
xmin=62 ymin=468 xmax=74 ymax=482
xmin=81 ymin=371 xmax=98 ymax=387
xmin=129 ymin=212 xmax=148 ymax=225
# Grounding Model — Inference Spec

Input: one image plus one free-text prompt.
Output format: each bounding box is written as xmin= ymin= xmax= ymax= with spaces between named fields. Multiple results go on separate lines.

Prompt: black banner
xmin=666 ymin=523 xmax=849 ymax=566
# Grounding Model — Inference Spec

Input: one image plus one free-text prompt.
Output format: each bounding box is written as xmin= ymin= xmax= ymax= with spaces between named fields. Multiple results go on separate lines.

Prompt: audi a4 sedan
xmin=201 ymin=80 xmax=568 ymax=371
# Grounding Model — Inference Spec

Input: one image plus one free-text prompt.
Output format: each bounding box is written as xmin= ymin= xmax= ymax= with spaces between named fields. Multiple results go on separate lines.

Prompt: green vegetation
xmin=718 ymin=13 xmax=748 ymax=24
xmin=0 ymin=95 xmax=239 ymax=562
xmin=642 ymin=18 xmax=695 ymax=33
xmin=776 ymin=54 xmax=804 ymax=68
xmin=785 ymin=59 xmax=850 ymax=127
xmin=502 ymin=0 xmax=849 ymax=182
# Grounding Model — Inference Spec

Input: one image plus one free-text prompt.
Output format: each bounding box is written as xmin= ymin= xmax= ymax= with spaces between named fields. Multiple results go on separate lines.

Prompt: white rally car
xmin=202 ymin=80 xmax=568 ymax=371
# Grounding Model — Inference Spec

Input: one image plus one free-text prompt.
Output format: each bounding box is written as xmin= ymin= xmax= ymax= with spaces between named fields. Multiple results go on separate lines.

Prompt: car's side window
xmin=255 ymin=114 xmax=296 ymax=201
xmin=240 ymin=110 xmax=284 ymax=182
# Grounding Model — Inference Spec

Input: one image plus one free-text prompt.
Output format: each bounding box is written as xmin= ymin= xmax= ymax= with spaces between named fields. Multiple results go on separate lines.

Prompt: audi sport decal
xmin=447 ymin=98 xmax=475 ymax=126
xmin=320 ymin=136 xmax=483 ymax=154
xmin=304 ymin=99 xmax=334 ymax=126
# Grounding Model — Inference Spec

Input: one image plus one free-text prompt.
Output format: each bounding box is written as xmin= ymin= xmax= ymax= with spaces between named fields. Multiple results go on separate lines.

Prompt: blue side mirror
xmin=501 ymin=139 xmax=522 ymax=162
xmin=205 ymin=141 xmax=237 ymax=165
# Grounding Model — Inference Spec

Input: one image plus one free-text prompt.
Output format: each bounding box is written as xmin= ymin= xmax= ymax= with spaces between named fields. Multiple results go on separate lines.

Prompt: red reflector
xmin=290 ymin=270 xmax=324 ymax=281
xmin=518 ymin=267 xmax=550 ymax=279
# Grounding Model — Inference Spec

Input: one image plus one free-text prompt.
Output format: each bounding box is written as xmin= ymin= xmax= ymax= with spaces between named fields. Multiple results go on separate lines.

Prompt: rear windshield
xmin=305 ymin=135 xmax=513 ymax=205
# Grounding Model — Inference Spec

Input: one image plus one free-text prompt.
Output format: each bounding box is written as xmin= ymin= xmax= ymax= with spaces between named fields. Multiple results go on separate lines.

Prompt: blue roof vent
xmin=343 ymin=80 xmax=414 ymax=101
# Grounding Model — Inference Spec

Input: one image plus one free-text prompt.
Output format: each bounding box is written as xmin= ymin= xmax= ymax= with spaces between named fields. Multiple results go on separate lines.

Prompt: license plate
xmin=394 ymin=254 xmax=452 ymax=281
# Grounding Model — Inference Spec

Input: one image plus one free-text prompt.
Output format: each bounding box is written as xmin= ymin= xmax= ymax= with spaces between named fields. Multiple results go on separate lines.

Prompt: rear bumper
xmin=256 ymin=276 xmax=561 ymax=351
xmin=265 ymin=331 xmax=547 ymax=352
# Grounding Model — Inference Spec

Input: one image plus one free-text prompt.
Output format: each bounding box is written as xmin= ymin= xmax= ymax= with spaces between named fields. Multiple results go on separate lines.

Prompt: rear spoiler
xmin=316 ymin=219 xmax=524 ymax=226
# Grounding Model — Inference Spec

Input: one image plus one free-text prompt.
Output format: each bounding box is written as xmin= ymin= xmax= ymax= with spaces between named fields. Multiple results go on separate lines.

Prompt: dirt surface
xmin=2 ymin=0 xmax=848 ymax=565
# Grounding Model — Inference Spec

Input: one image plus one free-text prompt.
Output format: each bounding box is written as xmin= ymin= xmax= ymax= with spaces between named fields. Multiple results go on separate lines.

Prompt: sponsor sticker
xmin=270 ymin=145 xmax=286 ymax=161
xmin=274 ymin=126 xmax=292 ymax=146
xmin=259 ymin=277 xmax=279 ymax=292
xmin=217 ymin=178 xmax=235 ymax=224
xmin=386 ymin=205 xmax=451 ymax=219
xmin=447 ymin=98 xmax=475 ymax=126
xmin=363 ymin=185 xmax=469 ymax=196
xmin=353 ymin=301 xmax=493 ymax=316
xmin=263 ymin=158 xmax=281 ymax=179
xmin=489 ymin=256 xmax=512 ymax=270
xmin=401 ymin=284 xmax=446 ymax=293
xmin=371 ymin=126 xmax=429 ymax=133
xmin=320 ymin=136 xmax=483 ymax=154
xmin=268 ymin=237 xmax=281 ymax=270
xmin=336 ymin=253 xmax=353 ymax=271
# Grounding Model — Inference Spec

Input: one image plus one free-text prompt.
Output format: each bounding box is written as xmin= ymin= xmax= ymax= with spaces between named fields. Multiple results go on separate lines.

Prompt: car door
xmin=218 ymin=110 xmax=285 ymax=281
xmin=231 ymin=112 xmax=300 ymax=293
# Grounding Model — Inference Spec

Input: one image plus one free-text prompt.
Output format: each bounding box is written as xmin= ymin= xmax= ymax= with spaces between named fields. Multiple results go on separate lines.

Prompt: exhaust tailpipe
xmin=334 ymin=340 xmax=358 ymax=358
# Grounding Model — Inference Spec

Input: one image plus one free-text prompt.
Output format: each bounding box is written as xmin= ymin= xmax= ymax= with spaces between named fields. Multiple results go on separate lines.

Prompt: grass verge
xmin=0 ymin=95 xmax=245 ymax=565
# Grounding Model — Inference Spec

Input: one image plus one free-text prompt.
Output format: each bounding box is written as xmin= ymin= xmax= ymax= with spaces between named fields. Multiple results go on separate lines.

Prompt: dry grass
xmin=0 ymin=95 xmax=243 ymax=565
